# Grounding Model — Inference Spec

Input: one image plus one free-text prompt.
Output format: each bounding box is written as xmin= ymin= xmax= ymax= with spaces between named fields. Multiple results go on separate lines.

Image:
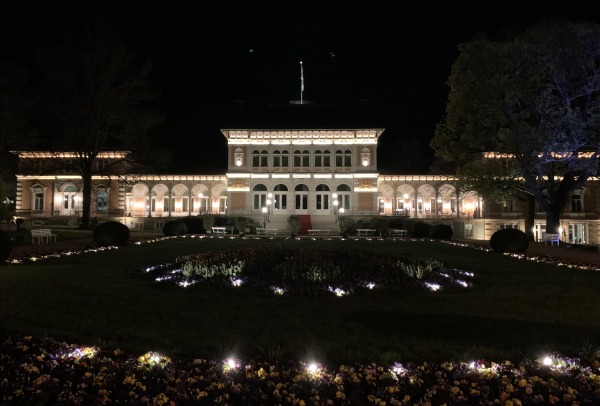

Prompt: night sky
xmin=2 ymin=1 xmax=599 ymax=173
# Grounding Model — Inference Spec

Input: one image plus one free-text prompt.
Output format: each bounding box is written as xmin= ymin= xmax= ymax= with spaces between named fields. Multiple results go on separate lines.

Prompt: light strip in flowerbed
xmin=145 ymin=246 xmax=474 ymax=295
xmin=2 ymin=335 xmax=599 ymax=404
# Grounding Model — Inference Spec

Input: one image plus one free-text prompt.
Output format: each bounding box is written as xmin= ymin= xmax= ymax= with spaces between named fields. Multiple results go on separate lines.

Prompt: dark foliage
xmin=0 ymin=230 xmax=12 ymax=263
xmin=162 ymin=220 xmax=187 ymax=236
xmin=412 ymin=221 xmax=432 ymax=238
xmin=490 ymin=228 xmax=530 ymax=254
xmin=429 ymin=224 xmax=453 ymax=240
xmin=93 ymin=221 xmax=130 ymax=247
xmin=180 ymin=216 xmax=204 ymax=234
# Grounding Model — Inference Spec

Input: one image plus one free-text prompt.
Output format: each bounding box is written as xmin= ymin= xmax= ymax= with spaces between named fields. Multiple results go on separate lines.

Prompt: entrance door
xmin=315 ymin=184 xmax=330 ymax=215
xmin=61 ymin=185 xmax=78 ymax=216
xmin=294 ymin=184 xmax=309 ymax=214
xmin=534 ymin=224 xmax=546 ymax=242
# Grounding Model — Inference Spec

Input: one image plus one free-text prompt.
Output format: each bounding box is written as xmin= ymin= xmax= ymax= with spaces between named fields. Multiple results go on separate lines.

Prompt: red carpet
xmin=298 ymin=214 xmax=312 ymax=235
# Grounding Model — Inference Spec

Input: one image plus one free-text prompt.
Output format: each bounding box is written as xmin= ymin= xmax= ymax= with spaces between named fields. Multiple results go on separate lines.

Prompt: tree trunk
xmin=80 ymin=160 xmax=93 ymax=230
xmin=524 ymin=194 xmax=535 ymax=241
xmin=545 ymin=208 xmax=561 ymax=236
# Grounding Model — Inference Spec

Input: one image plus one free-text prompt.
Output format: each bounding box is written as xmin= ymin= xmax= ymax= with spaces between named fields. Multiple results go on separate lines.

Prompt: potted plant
xmin=287 ymin=215 xmax=301 ymax=238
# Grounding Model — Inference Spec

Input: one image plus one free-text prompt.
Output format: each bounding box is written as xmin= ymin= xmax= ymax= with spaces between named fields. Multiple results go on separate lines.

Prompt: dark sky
xmin=2 ymin=1 xmax=599 ymax=173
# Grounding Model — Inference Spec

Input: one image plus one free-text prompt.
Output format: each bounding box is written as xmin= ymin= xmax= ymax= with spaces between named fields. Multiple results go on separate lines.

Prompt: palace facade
xmin=12 ymin=127 xmax=600 ymax=244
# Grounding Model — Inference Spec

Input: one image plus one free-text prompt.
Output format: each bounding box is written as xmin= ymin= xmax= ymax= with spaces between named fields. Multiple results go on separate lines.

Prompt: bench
xmin=542 ymin=232 xmax=560 ymax=246
xmin=256 ymin=228 xmax=278 ymax=235
xmin=356 ymin=228 xmax=377 ymax=237
xmin=211 ymin=226 xmax=227 ymax=235
xmin=31 ymin=229 xmax=58 ymax=244
xmin=389 ymin=229 xmax=408 ymax=238
xmin=308 ymin=229 xmax=331 ymax=235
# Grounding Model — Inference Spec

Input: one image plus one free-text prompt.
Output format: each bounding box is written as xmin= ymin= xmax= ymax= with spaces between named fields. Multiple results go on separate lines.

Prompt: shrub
xmin=430 ymin=224 xmax=453 ymax=240
xmin=202 ymin=214 xmax=216 ymax=232
xmin=234 ymin=216 xmax=251 ymax=234
xmin=412 ymin=221 xmax=432 ymax=238
xmin=163 ymin=220 xmax=187 ymax=236
xmin=93 ymin=221 xmax=130 ymax=247
xmin=287 ymin=215 xmax=301 ymax=235
xmin=490 ymin=228 xmax=529 ymax=253
xmin=0 ymin=230 xmax=12 ymax=264
xmin=180 ymin=216 xmax=204 ymax=234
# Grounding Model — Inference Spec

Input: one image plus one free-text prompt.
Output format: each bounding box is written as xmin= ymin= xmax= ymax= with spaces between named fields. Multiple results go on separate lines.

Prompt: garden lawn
xmin=1 ymin=237 xmax=599 ymax=366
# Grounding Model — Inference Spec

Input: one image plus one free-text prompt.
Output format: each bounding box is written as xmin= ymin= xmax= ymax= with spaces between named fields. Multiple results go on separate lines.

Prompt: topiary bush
xmin=0 ymin=230 xmax=12 ymax=264
xmin=412 ymin=221 xmax=432 ymax=238
xmin=162 ymin=220 xmax=188 ymax=236
xmin=93 ymin=221 xmax=130 ymax=247
xmin=490 ymin=228 xmax=529 ymax=254
xmin=180 ymin=216 xmax=204 ymax=234
xmin=429 ymin=224 xmax=453 ymax=240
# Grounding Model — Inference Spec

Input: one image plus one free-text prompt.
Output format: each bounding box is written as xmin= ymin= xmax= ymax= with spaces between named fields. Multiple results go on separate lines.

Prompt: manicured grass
xmin=1 ymin=237 xmax=600 ymax=366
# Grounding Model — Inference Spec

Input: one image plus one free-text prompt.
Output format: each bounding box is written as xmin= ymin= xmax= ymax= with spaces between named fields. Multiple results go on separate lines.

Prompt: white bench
xmin=211 ymin=226 xmax=227 ymax=235
xmin=356 ymin=228 xmax=377 ymax=237
xmin=256 ymin=228 xmax=278 ymax=235
xmin=308 ymin=229 xmax=331 ymax=235
xmin=542 ymin=232 xmax=560 ymax=246
xmin=390 ymin=229 xmax=408 ymax=238
xmin=31 ymin=229 xmax=58 ymax=244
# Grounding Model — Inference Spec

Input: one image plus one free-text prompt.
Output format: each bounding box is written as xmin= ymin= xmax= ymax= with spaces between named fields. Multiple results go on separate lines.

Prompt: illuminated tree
xmin=34 ymin=20 xmax=163 ymax=229
xmin=432 ymin=21 xmax=600 ymax=234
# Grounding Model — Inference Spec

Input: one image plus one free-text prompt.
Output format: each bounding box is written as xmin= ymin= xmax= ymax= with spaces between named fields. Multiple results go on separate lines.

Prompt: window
xmin=96 ymin=191 xmax=108 ymax=211
xmin=314 ymin=150 xmax=331 ymax=168
xmin=500 ymin=224 xmax=518 ymax=230
xmin=34 ymin=192 xmax=44 ymax=211
xmin=335 ymin=149 xmax=352 ymax=167
xmin=273 ymin=150 xmax=289 ymax=168
xmin=360 ymin=148 xmax=371 ymax=167
xmin=234 ymin=148 xmax=244 ymax=167
xmin=252 ymin=150 xmax=268 ymax=168
xmin=465 ymin=223 xmax=474 ymax=237
xmin=293 ymin=150 xmax=309 ymax=167
xmin=336 ymin=184 xmax=351 ymax=210
xmin=502 ymin=199 xmax=515 ymax=212
xmin=253 ymin=184 xmax=268 ymax=210
xmin=571 ymin=194 xmax=582 ymax=212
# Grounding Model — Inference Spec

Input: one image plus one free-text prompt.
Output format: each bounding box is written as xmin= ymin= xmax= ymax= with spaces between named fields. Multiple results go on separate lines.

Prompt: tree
xmin=33 ymin=20 xmax=163 ymax=229
xmin=431 ymin=21 xmax=600 ymax=235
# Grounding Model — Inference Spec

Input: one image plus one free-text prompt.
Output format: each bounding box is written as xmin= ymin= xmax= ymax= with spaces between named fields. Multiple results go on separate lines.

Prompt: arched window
xmin=273 ymin=150 xmax=289 ymax=168
xmin=335 ymin=184 xmax=352 ymax=210
xmin=314 ymin=150 xmax=331 ymax=168
xmin=294 ymin=150 xmax=310 ymax=167
xmin=315 ymin=184 xmax=330 ymax=211
xmin=360 ymin=148 xmax=371 ymax=167
xmin=252 ymin=150 xmax=268 ymax=168
xmin=253 ymin=184 xmax=268 ymax=210
xmin=234 ymin=148 xmax=244 ymax=167
xmin=336 ymin=149 xmax=352 ymax=167
xmin=273 ymin=184 xmax=288 ymax=210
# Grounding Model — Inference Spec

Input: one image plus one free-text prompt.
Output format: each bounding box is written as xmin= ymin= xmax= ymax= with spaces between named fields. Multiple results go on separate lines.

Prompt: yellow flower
xmin=336 ymin=391 xmax=346 ymax=400
xmin=450 ymin=386 xmax=460 ymax=395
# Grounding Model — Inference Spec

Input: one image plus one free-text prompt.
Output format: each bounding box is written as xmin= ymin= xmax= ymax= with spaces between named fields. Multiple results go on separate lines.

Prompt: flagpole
xmin=300 ymin=61 xmax=304 ymax=104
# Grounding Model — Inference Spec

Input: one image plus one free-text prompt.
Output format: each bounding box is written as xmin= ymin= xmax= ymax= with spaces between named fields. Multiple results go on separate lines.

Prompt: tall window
xmin=273 ymin=150 xmax=289 ymax=168
xmin=294 ymin=150 xmax=310 ymax=167
xmin=252 ymin=150 xmax=268 ymax=168
xmin=273 ymin=184 xmax=288 ymax=210
xmin=34 ymin=192 xmax=44 ymax=211
xmin=571 ymin=194 xmax=582 ymax=212
xmin=335 ymin=149 xmax=352 ymax=167
xmin=96 ymin=191 xmax=108 ymax=211
xmin=253 ymin=184 xmax=268 ymax=210
xmin=336 ymin=184 xmax=351 ymax=210
xmin=314 ymin=150 xmax=331 ymax=168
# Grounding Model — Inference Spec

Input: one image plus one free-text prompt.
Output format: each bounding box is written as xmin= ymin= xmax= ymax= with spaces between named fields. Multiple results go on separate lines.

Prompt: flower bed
xmin=1 ymin=335 xmax=599 ymax=405
xmin=146 ymin=246 xmax=474 ymax=295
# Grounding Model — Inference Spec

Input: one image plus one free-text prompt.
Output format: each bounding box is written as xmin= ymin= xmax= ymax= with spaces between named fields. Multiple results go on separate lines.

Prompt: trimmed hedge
xmin=0 ymin=230 xmax=12 ymax=264
xmin=163 ymin=220 xmax=188 ymax=236
xmin=430 ymin=224 xmax=453 ymax=240
xmin=490 ymin=228 xmax=529 ymax=253
xmin=180 ymin=216 xmax=204 ymax=234
xmin=412 ymin=221 xmax=432 ymax=238
xmin=93 ymin=221 xmax=130 ymax=247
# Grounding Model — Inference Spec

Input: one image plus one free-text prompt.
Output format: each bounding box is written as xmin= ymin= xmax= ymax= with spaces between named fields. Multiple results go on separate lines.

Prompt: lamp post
xmin=338 ymin=207 xmax=346 ymax=235
xmin=332 ymin=193 xmax=339 ymax=218
xmin=262 ymin=206 xmax=268 ymax=229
